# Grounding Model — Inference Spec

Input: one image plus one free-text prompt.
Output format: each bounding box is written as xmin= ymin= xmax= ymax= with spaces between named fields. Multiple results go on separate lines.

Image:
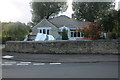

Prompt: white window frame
xmin=37 ymin=27 xmax=51 ymax=35
xmin=70 ymin=29 xmax=84 ymax=38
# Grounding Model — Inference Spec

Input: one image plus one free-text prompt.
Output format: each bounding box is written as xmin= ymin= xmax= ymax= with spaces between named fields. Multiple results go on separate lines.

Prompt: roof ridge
xmin=45 ymin=19 xmax=58 ymax=29
xmin=49 ymin=15 xmax=70 ymax=20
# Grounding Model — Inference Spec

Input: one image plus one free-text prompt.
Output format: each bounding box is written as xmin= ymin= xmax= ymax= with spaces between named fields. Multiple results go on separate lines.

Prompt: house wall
xmin=32 ymin=27 xmax=60 ymax=39
xmin=32 ymin=27 xmax=38 ymax=35
xmin=5 ymin=40 xmax=119 ymax=54
xmin=50 ymin=28 xmax=60 ymax=39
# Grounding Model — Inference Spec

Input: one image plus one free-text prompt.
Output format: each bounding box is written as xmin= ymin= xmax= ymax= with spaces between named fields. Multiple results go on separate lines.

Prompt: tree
xmin=96 ymin=9 xmax=120 ymax=39
xmin=85 ymin=9 xmax=120 ymax=39
xmin=1 ymin=22 xmax=30 ymax=41
xmin=113 ymin=9 xmax=120 ymax=35
xmin=31 ymin=2 xmax=67 ymax=24
xmin=72 ymin=2 xmax=112 ymax=22
xmin=62 ymin=29 xmax=68 ymax=40
xmin=97 ymin=10 xmax=116 ymax=32
xmin=78 ymin=22 xmax=102 ymax=40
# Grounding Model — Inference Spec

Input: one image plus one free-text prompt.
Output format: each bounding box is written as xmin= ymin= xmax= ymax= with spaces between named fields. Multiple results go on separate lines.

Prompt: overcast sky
xmin=0 ymin=0 xmax=32 ymax=23
xmin=0 ymin=0 xmax=119 ymax=24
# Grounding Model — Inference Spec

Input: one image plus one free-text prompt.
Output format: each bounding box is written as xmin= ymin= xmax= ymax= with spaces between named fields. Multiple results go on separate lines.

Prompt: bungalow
xmin=29 ymin=15 xmax=90 ymax=41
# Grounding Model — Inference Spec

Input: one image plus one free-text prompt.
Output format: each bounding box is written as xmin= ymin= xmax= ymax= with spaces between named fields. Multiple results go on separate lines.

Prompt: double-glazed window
xmin=40 ymin=29 xmax=42 ymax=33
xmin=43 ymin=29 xmax=46 ymax=34
xmin=39 ymin=29 xmax=50 ymax=35
xmin=47 ymin=30 xmax=49 ymax=35
xmin=70 ymin=29 xmax=84 ymax=38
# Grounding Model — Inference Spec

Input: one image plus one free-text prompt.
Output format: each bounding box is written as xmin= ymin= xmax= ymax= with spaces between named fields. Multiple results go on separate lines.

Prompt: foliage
xmin=96 ymin=9 xmax=120 ymax=39
xmin=78 ymin=22 xmax=102 ymax=40
xmin=62 ymin=29 xmax=68 ymax=40
xmin=31 ymin=2 xmax=67 ymax=25
xmin=72 ymin=2 xmax=119 ymax=39
xmin=97 ymin=10 xmax=117 ymax=32
xmin=112 ymin=9 xmax=120 ymax=34
xmin=27 ymin=21 xmax=35 ymax=28
xmin=1 ymin=22 xmax=30 ymax=41
xmin=72 ymin=2 xmax=112 ymax=22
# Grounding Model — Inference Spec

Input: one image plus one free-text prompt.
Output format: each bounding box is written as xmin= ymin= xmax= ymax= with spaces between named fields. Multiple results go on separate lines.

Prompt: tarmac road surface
xmin=2 ymin=59 xmax=118 ymax=78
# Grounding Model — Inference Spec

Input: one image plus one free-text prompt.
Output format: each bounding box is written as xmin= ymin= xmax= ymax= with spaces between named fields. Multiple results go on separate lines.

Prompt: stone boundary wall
xmin=5 ymin=40 xmax=120 ymax=54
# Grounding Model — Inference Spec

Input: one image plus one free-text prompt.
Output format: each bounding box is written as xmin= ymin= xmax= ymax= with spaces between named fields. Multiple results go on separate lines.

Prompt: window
xmin=40 ymin=29 xmax=42 ymax=33
xmin=78 ymin=32 xmax=80 ymax=37
xmin=43 ymin=29 xmax=46 ymax=34
xmin=81 ymin=33 xmax=84 ymax=37
xmin=74 ymin=32 xmax=76 ymax=37
xmin=70 ymin=30 xmax=83 ymax=37
xmin=71 ymin=32 xmax=74 ymax=37
xmin=38 ymin=28 xmax=51 ymax=35
xmin=47 ymin=30 xmax=49 ymax=35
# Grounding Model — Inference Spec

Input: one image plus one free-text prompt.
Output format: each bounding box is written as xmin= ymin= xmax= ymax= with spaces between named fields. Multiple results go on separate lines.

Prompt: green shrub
xmin=1 ymin=22 xmax=30 ymax=42
xmin=62 ymin=29 xmax=68 ymax=40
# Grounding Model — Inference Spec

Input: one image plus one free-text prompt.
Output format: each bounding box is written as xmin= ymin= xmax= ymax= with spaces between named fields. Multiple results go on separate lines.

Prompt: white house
xmin=30 ymin=15 xmax=90 ymax=41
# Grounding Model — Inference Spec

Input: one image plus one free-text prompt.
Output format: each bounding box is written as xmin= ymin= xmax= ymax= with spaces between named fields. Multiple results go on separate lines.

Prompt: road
xmin=2 ymin=59 xmax=118 ymax=78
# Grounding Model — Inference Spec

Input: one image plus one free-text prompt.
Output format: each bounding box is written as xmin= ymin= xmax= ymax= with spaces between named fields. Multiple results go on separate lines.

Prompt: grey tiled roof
xmin=49 ymin=15 xmax=89 ymax=28
xmin=33 ymin=19 xmax=57 ymax=29
xmin=33 ymin=15 xmax=89 ymax=29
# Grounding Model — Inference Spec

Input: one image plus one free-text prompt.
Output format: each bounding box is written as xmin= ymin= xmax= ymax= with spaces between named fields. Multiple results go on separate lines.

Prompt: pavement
xmin=1 ymin=51 xmax=119 ymax=63
xmin=0 ymin=44 xmax=119 ymax=63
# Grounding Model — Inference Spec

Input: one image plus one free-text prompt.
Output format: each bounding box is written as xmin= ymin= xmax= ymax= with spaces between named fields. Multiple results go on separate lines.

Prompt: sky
xmin=0 ymin=0 xmax=32 ymax=23
xmin=0 ymin=0 xmax=119 ymax=24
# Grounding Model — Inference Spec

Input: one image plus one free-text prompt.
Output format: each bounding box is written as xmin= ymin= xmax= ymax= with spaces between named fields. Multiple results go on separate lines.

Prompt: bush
xmin=1 ymin=22 xmax=29 ymax=41
xmin=79 ymin=22 xmax=102 ymax=40
xmin=1 ymin=37 xmax=16 ymax=44
xmin=62 ymin=29 xmax=68 ymax=40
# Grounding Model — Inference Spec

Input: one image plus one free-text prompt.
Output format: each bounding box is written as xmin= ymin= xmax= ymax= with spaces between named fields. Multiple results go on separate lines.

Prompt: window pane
xmin=71 ymin=32 xmax=74 ymax=37
xmin=74 ymin=32 xmax=76 ymax=37
xmin=78 ymin=32 xmax=80 ymax=37
xmin=40 ymin=29 xmax=42 ymax=33
xmin=81 ymin=33 xmax=84 ymax=37
xmin=47 ymin=30 xmax=49 ymax=35
xmin=43 ymin=29 xmax=46 ymax=34
xmin=76 ymin=32 xmax=78 ymax=37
